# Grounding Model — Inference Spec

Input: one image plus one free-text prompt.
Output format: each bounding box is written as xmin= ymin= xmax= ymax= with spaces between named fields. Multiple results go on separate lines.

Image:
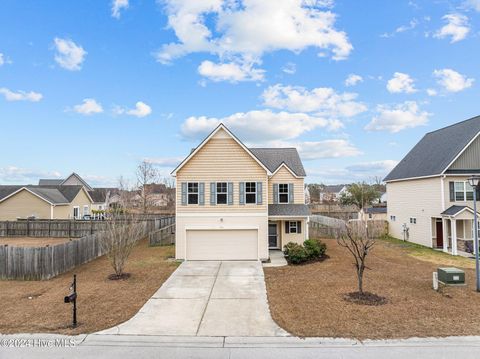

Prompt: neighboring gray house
xmin=319 ymin=184 xmax=348 ymax=203
xmin=385 ymin=115 xmax=480 ymax=255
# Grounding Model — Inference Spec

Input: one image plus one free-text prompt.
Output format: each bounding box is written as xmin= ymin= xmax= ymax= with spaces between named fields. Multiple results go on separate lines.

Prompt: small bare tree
xmin=102 ymin=178 xmax=146 ymax=279
xmin=136 ymin=160 xmax=158 ymax=214
xmin=336 ymin=220 xmax=382 ymax=295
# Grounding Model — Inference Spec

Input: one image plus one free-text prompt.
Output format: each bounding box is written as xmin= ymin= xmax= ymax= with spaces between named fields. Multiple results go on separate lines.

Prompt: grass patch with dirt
xmin=0 ymin=240 xmax=178 ymax=334
xmin=264 ymin=237 xmax=480 ymax=339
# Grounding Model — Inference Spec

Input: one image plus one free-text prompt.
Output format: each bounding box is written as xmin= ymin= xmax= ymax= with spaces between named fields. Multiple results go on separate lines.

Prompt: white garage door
xmin=186 ymin=229 xmax=258 ymax=260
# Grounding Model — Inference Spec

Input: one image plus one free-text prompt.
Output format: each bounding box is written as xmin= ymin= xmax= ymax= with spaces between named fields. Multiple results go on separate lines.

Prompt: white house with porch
xmin=385 ymin=115 xmax=480 ymax=256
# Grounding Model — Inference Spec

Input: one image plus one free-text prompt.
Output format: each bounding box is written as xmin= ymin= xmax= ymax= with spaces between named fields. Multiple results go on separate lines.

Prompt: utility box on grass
xmin=437 ymin=267 xmax=465 ymax=285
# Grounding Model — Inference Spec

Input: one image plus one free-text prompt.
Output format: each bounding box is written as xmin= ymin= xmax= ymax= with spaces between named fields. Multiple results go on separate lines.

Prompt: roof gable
xmin=171 ymin=124 xmax=271 ymax=176
xmin=61 ymin=173 xmax=93 ymax=191
xmin=385 ymin=115 xmax=480 ymax=182
xmin=249 ymin=148 xmax=306 ymax=177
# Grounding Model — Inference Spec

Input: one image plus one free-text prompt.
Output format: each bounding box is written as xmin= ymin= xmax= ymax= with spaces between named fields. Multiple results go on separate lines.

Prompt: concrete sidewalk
xmin=2 ymin=333 xmax=480 ymax=359
xmin=98 ymin=260 xmax=286 ymax=337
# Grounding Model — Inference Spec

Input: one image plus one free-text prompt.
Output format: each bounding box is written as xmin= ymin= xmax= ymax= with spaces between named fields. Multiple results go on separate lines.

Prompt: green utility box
xmin=437 ymin=267 xmax=465 ymax=285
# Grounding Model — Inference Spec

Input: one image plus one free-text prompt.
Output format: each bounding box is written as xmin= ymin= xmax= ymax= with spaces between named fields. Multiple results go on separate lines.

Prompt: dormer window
xmin=278 ymin=184 xmax=289 ymax=203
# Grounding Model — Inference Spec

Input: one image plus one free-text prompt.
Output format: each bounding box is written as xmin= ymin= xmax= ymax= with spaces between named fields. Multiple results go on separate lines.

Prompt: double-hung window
xmin=245 ymin=182 xmax=257 ymax=204
xmin=454 ymin=181 xmax=474 ymax=201
xmin=289 ymin=221 xmax=298 ymax=233
xmin=473 ymin=221 xmax=480 ymax=239
xmin=278 ymin=184 xmax=289 ymax=203
xmin=216 ymin=182 xmax=227 ymax=204
xmin=188 ymin=182 xmax=199 ymax=204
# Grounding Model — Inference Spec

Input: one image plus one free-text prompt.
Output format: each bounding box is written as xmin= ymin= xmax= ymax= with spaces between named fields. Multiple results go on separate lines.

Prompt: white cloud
xmin=426 ymin=88 xmax=437 ymax=96
xmin=114 ymin=101 xmax=152 ymax=117
xmin=433 ymin=68 xmax=474 ymax=92
xmin=296 ymin=140 xmax=362 ymax=160
xmin=365 ymin=101 xmax=431 ymax=133
xmin=344 ymin=74 xmax=363 ymax=87
xmin=346 ymin=160 xmax=399 ymax=174
xmin=0 ymin=87 xmax=43 ymax=102
xmin=307 ymin=160 xmax=399 ymax=183
xmin=72 ymin=98 xmax=103 ymax=115
xmin=198 ymin=60 xmax=264 ymax=82
xmin=381 ymin=18 xmax=418 ymax=38
xmin=282 ymin=62 xmax=297 ymax=75
xmin=112 ymin=0 xmax=129 ymax=18
xmin=464 ymin=0 xmax=480 ymax=11
xmin=386 ymin=72 xmax=417 ymax=93
xmin=144 ymin=157 xmax=184 ymax=167
xmin=434 ymin=14 xmax=470 ymax=43
xmin=261 ymin=84 xmax=367 ymax=117
xmin=0 ymin=166 xmax=61 ymax=184
xmin=53 ymin=37 xmax=87 ymax=71
xmin=181 ymin=109 xmax=342 ymax=143
xmin=156 ymin=0 xmax=352 ymax=81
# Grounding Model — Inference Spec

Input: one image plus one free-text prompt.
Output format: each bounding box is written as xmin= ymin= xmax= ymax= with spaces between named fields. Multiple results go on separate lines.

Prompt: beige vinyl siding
xmin=268 ymin=167 xmax=305 ymax=204
xmin=0 ymin=189 xmax=52 ymax=220
xmin=449 ymin=135 xmax=480 ymax=170
xmin=53 ymin=189 xmax=92 ymax=219
xmin=278 ymin=219 xmax=306 ymax=246
xmin=387 ymin=177 xmax=443 ymax=247
xmin=176 ymin=129 xmax=268 ymax=213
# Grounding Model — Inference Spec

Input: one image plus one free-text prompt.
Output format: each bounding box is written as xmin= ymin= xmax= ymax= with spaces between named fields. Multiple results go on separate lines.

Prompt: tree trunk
xmin=357 ymin=265 xmax=364 ymax=294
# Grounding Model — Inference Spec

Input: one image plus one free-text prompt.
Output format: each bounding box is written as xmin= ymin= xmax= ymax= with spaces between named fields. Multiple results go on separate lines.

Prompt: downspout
xmin=50 ymin=205 xmax=54 ymax=219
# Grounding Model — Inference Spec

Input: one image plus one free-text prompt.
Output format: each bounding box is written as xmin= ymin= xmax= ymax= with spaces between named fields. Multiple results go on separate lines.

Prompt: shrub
xmin=283 ymin=242 xmax=308 ymax=264
xmin=283 ymin=239 xmax=327 ymax=264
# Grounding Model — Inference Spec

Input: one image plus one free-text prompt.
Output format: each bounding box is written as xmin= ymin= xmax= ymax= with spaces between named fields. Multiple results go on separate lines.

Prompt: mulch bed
xmin=264 ymin=238 xmax=480 ymax=339
xmin=343 ymin=291 xmax=387 ymax=306
xmin=0 ymin=240 xmax=178 ymax=334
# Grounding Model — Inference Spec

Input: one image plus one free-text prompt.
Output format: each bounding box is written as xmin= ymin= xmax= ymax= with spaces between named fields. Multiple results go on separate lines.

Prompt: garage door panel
xmin=186 ymin=229 xmax=258 ymax=260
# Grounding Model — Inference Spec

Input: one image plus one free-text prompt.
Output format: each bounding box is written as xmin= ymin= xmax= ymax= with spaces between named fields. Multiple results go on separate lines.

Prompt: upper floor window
xmin=245 ymin=182 xmax=257 ymax=204
xmin=188 ymin=182 xmax=199 ymax=204
xmin=410 ymin=217 xmax=417 ymax=224
xmin=216 ymin=182 xmax=227 ymax=204
xmin=278 ymin=184 xmax=289 ymax=203
xmin=454 ymin=181 xmax=474 ymax=201
xmin=390 ymin=215 xmax=396 ymax=222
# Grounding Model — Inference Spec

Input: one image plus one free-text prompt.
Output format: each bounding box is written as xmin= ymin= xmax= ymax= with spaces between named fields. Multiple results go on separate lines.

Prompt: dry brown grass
xmin=264 ymin=237 xmax=480 ymax=339
xmin=0 ymin=240 xmax=178 ymax=334
xmin=0 ymin=237 xmax=76 ymax=247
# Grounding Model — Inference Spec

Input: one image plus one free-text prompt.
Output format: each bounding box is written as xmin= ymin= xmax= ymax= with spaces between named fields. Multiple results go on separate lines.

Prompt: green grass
xmin=379 ymin=235 xmax=475 ymax=269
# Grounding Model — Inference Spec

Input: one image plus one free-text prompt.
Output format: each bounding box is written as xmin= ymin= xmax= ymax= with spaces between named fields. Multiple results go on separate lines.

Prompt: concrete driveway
xmin=99 ymin=261 xmax=287 ymax=337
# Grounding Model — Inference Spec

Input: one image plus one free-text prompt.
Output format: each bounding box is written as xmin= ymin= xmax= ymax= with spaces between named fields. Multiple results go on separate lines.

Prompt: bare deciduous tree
xmin=336 ymin=220 xmax=383 ymax=294
xmin=136 ymin=160 xmax=158 ymax=214
xmin=102 ymin=178 xmax=146 ymax=279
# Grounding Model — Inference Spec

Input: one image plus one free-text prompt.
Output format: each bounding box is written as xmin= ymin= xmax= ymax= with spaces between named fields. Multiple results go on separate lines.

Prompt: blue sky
xmin=0 ymin=0 xmax=479 ymax=186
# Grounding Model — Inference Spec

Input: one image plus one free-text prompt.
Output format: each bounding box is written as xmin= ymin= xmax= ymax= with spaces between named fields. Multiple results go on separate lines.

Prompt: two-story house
xmin=171 ymin=124 xmax=309 ymax=261
xmin=385 ymin=115 xmax=480 ymax=255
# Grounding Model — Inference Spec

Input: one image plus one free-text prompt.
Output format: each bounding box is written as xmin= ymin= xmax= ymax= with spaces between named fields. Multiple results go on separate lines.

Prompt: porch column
xmin=451 ymin=219 xmax=458 ymax=256
xmin=442 ymin=218 xmax=448 ymax=253
xmin=305 ymin=218 xmax=309 ymax=240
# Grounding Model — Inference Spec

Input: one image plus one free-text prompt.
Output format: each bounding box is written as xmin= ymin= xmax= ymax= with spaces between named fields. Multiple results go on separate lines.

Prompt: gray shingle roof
xmin=384 ymin=115 xmax=480 ymax=182
xmin=268 ymin=204 xmax=310 ymax=217
xmin=0 ymin=185 xmax=83 ymax=204
xmin=441 ymin=205 xmax=473 ymax=216
xmin=249 ymin=148 xmax=306 ymax=177
xmin=365 ymin=207 xmax=387 ymax=214
xmin=323 ymin=184 xmax=345 ymax=193
xmin=38 ymin=179 xmax=63 ymax=185
xmin=89 ymin=188 xmax=115 ymax=203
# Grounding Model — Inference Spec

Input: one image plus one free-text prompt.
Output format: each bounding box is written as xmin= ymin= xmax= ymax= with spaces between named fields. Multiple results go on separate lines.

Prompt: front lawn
xmin=0 ymin=240 xmax=178 ymax=334
xmin=264 ymin=237 xmax=480 ymax=339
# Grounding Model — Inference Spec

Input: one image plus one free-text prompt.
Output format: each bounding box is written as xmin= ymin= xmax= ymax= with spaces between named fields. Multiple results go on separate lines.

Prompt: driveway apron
xmin=98 ymin=261 xmax=287 ymax=337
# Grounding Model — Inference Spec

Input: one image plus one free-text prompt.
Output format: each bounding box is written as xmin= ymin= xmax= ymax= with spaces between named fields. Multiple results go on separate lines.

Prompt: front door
xmin=436 ymin=221 xmax=443 ymax=248
xmin=268 ymin=223 xmax=278 ymax=248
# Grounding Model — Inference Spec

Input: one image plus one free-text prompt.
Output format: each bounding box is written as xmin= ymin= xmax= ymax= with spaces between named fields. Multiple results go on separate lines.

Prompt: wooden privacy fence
xmin=309 ymin=221 xmax=339 ymax=239
xmin=149 ymin=223 xmax=175 ymax=246
xmin=0 ymin=217 xmax=174 ymax=238
xmin=309 ymin=219 xmax=389 ymax=240
xmin=310 ymin=214 xmax=346 ymax=229
xmin=0 ymin=216 xmax=175 ymax=280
